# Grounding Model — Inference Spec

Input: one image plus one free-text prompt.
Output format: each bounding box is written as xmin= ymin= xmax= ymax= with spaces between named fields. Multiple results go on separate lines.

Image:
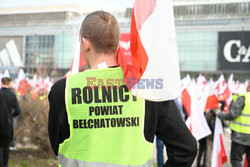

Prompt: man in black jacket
xmin=0 ymin=89 xmax=9 ymax=167
xmin=0 ymin=77 xmax=21 ymax=167
xmin=48 ymin=11 xmax=197 ymax=167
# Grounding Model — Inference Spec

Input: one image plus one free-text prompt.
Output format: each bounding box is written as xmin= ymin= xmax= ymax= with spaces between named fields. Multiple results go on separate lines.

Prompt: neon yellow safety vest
xmin=58 ymin=67 xmax=153 ymax=167
xmin=231 ymin=92 xmax=250 ymax=134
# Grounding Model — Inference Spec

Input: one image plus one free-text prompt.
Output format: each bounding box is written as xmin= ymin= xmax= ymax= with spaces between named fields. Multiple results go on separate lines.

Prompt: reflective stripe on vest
xmin=241 ymin=113 xmax=250 ymax=117
xmin=232 ymin=121 xmax=250 ymax=127
xmin=58 ymin=154 xmax=152 ymax=167
xmin=59 ymin=67 xmax=153 ymax=167
xmin=231 ymin=92 xmax=250 ymax=134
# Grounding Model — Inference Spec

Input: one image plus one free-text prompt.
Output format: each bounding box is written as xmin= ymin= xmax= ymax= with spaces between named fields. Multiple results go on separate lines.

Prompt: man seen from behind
xmin=218 ymin=81 xmax=250 ymax=167
xmin=0 ymin=77 xmax=21 ymax=167
xmin=48 ymin=11 xmax=197 ymax=167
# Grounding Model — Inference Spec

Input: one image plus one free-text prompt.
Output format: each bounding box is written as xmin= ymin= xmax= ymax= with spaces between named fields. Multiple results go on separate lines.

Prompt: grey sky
xmin=1 ymin=0 xmax=135 ymax=11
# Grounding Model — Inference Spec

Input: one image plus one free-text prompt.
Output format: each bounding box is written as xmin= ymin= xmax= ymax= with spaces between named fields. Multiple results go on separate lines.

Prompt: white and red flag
xmin=211 ymin=117 xmax=228 ymax=167
xmin=203 ymin=80 xmax=220 ymax=112
xmin=16 ymin=69 xmax=30 ymax=96
xmin=215 ymin=75 xmax=226 ymax=96
xmin=71 ymin=41 xmax=81 ymax=74
xmin=217 ymin=74 xmax=233 ymax=112
xmin=118 ymin=0 xmax=181 ymax=101
xmin=116 ymin=33 xmax=133 ymax=70
xmin=244 ymin=154 xmax=248 ymax=167
xmin=196 ymin=75 xmax=207 ymax=94
xmin=181 ymin=74 xmax=191 ymax=92
xmin=220 ymin=85 xmax=232 ymax=112
xmin=236 ymin=82 xmax=247 ymax=95
xmin=228 ymin=74 xmax=235 ymax=93
xmin=71 ymin=51 xmax=87 ymax=74
xmin=181 ymin=80 xmax=211 ymax=140
xmin=119 ymin=33 xmax=131 ymax=58
xmin=64 ymin=17 xmax=87 ymax=77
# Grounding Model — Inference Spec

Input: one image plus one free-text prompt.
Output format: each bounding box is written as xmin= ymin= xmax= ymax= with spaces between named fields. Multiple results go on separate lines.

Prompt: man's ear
xmin=81 ymin=37 xmax=90 ymax=52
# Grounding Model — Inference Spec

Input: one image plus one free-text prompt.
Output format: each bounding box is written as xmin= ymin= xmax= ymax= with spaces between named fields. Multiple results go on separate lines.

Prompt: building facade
xmin=0 ymin=1 xmax=250 ymax=79
xmin=174 ymin=0 xmax=250 ymax=75
xmin=0 ymin=5 xmax=91 ymax=75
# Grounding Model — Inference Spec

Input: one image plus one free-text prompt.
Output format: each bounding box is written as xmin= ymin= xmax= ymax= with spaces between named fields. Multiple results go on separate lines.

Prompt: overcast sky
xmin=1 ymin=0 xmax=135 ymax=11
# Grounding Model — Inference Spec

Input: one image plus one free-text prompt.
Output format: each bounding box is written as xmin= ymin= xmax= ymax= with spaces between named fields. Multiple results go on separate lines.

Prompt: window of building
xmin=176 ymin=31 xmax=218 ymax=72
xmin=221 ymin=4 xmax=226 ymax=15
xmin=239 ymin=2 xmax=249 ymax=14
xmin=25 ymin=35 xmax=55 ymax=71
xmin=54 ymin=34 xmax=75 ymax=69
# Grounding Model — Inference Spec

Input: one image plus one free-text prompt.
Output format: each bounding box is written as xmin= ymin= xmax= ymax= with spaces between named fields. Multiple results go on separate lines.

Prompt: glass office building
xmin=176 ymin=31 xmax=218 ymax=71
xmin=0 ymin=1 xmax=250 ymax=78
xmin=174 ymin=0 xmax=250 ymax=74
xmin=24 ymin=34 xmax=76 ymax=69
xmin=0 ymin=5 xmax=87 ymax=74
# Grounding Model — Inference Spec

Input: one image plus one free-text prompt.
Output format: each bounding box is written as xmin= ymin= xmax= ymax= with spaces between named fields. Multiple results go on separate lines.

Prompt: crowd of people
xmin=0 ymin=71 xmax=248 ymax=167
xmin=156 ymin=76 xmax=250 ymax=167
xmin=0 ymin=10 xmax=249 ymax=167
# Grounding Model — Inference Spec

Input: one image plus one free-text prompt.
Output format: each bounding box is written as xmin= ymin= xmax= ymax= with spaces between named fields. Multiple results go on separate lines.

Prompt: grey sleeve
xmin=218 ymin=96 xmax=245 ymax=120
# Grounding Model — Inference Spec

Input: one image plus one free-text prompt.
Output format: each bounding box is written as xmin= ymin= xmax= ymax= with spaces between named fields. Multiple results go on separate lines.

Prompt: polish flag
xmin=217 ymin=75 xmax=233 ymax=112
xmin=204 ymin=80 xmax=220 ymax=112
xmin=196 ymin=75 xmax=207 ymax=101
xmin=215 ymin=75 xmax=226 ymax=96
xmin=119 ymin=33 xmax=131 ymax=57
xmin=64 ymin=17 xmax=87 ymax=77
xmin=196 ymin=74 xmax=207 ymax=94
xmin=182 ymin=88 xmax=191 ymax=117
xmin=71 ymin=51 xmax=87 ymax=74
xmin=244 ymin=154 xmax=248 ymax=167
xmin=211 ymin=117 xmax=228 ymax=167
xmin=180 ymin=75 xmax=192 ymax=116
xmin=181 ymin=74 xmax=191 ymax=92
xmin=227 ymin=74 xmax=235 ymax=93
xmin=64 ymin=40 xmax=87 ymax=77
xmin=118 ymin=0 xmax=181 ymax=101
xmin=44 ymin=76 xmax=53 ymax=92
xmin=117 ymin=33 xmax=132 ymax=70
xmin=221 ymin=74 xmax=234 ymax=112
xmin=16 ymin=69 xmax=30 ymax=96
xmin=181 ymin=80 xmax=211 ymax=140
xmin=237 ymin=82 xmax=248 ymax=95
xmin=220 ymin=85 xmax=231 ymax=112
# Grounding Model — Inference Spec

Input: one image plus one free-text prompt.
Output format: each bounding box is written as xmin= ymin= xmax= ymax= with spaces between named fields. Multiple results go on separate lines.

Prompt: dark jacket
xmin=218 ymin=96 xmax=250 ymax=146
xmin=0 ymin=90 xmax=10 ymax=146
xmin=0 ymin=88 xmax=21 ymax=144
xmin=48 ymin=77 xmax=197 ymax=167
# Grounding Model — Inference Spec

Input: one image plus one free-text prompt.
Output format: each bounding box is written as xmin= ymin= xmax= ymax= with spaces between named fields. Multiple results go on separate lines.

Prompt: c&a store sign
xmin=218 ymin=31 xmax=250 ymax=71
